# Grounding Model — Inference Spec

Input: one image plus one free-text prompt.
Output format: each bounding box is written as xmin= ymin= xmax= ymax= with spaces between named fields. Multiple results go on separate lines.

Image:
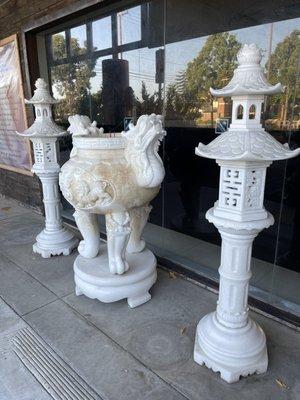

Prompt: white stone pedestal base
xmin=74 ymin=244 xmax=157 ymax=308
xmin=33 ymin=227 xmax=78 ymax=258
xmin=194 ymin=312 xmax=268 ymax=383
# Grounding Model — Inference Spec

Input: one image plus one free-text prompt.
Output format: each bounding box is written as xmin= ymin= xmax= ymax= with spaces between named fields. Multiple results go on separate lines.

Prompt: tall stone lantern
xmin=18 ymin=78 xmax=78 ymax=258
xmin=194 ymin=44 xmax=300 ymax=383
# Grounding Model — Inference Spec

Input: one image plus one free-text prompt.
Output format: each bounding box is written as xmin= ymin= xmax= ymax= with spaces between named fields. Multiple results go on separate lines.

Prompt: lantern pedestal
xmin=33 ymin=171 xmax=78 ymax=258
xmin=194 ymin=313 xmax=268 ymax=383
xmin=33 ymin=226 xmax=78 ymax=258
xmin=74 ymin=244 xmax=157 ymax=308
xmin=194 ymin=209 xmax=273 ymax=382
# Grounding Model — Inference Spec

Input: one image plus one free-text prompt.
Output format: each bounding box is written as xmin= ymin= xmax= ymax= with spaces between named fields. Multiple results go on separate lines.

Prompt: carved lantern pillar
xmin=18 ymin=78 xmax=78 ymax=258
xmin=194 ymin=44 xmax=300 ymax=383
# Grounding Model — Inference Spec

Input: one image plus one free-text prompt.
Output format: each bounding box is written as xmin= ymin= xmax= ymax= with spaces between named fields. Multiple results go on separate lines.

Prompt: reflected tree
xmin=51 ymin=34 xmax=97 ymax=123
xmin=136 ymin=81 xmax=161 ymax=115
xmin=267 ymin=29 xmax=300 ymax=129
xmin=166 ymin=33 xmax=241 ymax=126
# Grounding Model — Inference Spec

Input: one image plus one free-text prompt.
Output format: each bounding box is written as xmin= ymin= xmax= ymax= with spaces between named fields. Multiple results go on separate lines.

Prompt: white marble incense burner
xmin=59 ymin=114 xmax=166 ymax=307
xmin=194 ymin=44 xmax=300 ymax=382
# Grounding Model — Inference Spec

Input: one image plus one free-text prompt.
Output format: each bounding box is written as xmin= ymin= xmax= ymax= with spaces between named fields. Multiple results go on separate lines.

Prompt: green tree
xmin=267 ymin=29 xmax=300 ymax=127
xmin=167 ymin=32 xmax=241 ymax=126
xmin=51 ymin=34 xmax=97 ymax=123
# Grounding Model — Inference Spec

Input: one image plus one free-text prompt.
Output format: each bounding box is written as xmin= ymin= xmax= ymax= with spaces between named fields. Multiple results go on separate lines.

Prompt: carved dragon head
xmin=68 ymin=114 xmax=104 ymax=137
xmin=122 ymin=114 xmax=166 ymax=188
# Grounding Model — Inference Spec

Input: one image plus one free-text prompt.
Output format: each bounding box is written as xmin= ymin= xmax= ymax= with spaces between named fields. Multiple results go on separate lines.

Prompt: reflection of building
xmin=0 ymin=0 xmax=300 ymax=327
xmin=216 ymin=97 xmax=231 ymax=119
xmin=199 ymin=98 xmax=231 ymax=126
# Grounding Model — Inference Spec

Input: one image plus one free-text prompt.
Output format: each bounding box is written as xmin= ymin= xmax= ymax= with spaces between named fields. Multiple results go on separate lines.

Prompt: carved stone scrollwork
xmin=59 ymin=169 xmax=114 ymax=210
xmin=245 ymin=169 xmax=262 ymax=208
xmin=106 ymin=212 xmax=131 ymax=235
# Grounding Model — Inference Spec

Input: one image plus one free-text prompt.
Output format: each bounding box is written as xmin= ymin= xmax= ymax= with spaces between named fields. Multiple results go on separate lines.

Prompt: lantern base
xmin=33 ymin=227 xmax=78 ymax=258
xmin=74 ymin=244 xmax=157 ymax=308
xmin=194 ymin=312 xmax=268 ymax=383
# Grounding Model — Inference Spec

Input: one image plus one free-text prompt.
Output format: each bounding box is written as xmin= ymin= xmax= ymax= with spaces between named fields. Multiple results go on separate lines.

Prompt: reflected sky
xmin=52 ymin=8 xmax=300 ymax=103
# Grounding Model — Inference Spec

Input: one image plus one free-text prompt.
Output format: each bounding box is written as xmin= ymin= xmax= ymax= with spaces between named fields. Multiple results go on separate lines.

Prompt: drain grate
xmin=13 ymin=327 xmax=102 ymax=400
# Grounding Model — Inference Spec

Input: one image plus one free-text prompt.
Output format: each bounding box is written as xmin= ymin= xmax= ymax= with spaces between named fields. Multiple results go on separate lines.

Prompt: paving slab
xmin=0 ymin=255 xmax=57 ymax=315
xmin=0 ymin=213 xmax=44 ymax=249
xmin=0 ymin=213 xmax=78 ymax=298
xmin=0 ymin=195 xmax=34 ymax=221
xmin=23 ymin=299 xmax=187 ymax=400
xmin=64 ymin=270 xmax=300 ymax=400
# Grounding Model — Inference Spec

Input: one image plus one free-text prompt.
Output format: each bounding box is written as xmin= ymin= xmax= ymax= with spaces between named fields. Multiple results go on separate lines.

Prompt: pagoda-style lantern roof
xmin=25 ymin=78 xmax=59 ymax=105
xmin=18 ymin=78 xmax=65 ymax=138
xmin=196 ymin=43 xmax=300 ymax=162
xmin=195 ymin=128 xmax=300 ymax=161
xmin=210 ymin=44 xmax=283 ymax=97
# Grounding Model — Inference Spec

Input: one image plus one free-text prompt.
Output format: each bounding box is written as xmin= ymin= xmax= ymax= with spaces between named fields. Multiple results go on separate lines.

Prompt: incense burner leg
xmin=74 ymin=209 xmax=100 ymax=258
xmin=106 ymin=211 xmax=131 ymax=275
xmin=127 ymin=204 xmax=152 ymax=254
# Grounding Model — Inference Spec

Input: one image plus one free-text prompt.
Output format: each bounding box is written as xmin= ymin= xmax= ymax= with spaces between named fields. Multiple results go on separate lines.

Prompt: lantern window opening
xmin=249 ymin=104 xmax=256 ymax=119
xmin=236 ymin=105 xmax=244 ymax=120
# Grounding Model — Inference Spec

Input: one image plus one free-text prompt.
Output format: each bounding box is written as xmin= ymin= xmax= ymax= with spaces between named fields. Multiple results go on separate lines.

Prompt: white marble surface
xmin=74 ymin=244 xmax=157 ymax=308
xmin=194 ymin=43 xmax=300 ymax=383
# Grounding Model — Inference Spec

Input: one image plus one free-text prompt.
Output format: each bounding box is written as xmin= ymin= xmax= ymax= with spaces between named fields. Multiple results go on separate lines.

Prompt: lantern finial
xmin=237 ymin=43 xmax=262 ymax=66
xmin=210 ymin=43 xmax=283 ymax=97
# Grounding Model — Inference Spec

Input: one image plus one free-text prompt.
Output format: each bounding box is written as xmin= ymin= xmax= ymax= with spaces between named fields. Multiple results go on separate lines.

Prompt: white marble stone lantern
xmin=194 ymin=44 xmax=300 ymax=383
xmin=18 ymin=78 xmax=78 ymax=258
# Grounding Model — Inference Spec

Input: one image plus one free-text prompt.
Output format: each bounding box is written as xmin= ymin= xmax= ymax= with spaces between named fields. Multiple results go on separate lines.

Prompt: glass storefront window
xmin=42 ymin=0 xmax=300 ymax=318
xmin=51 ymin=31 xmax=67 ymax=60
xmin=70 ymin=25 xmax=87 ymax=55
xmin=117 ymin=6 xmax=141 ymax=45
xmin=92 ymin=17 xmax=112 ymax=50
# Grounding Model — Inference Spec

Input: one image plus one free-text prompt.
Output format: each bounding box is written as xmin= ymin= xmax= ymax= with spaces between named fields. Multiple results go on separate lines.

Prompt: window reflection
xmin=117 ymin=6 xmax=141 ymax=45
xmin=92 ymin=17 xmax=112 ymax=50
xmin=50 ymin=60 xmax=94 ymax=124
xmin=51 ymin=31 xmax=67 ymax=60
xmin=236 ymin=104 xmax=244 ymax=119
xmin=90 ymin=56 xmax=112 ymax=124
xmin=249 ymin=104 xmax=256 ymax=119
xmin=165 ymin=20 xmax=300 ymax=131
xmin=70 ymin=25 xmax=87 ymax=55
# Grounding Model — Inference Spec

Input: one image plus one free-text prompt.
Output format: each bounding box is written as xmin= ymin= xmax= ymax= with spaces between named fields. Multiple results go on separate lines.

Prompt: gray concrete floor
xmin=0 ymin=195 xmax=299 ymax=400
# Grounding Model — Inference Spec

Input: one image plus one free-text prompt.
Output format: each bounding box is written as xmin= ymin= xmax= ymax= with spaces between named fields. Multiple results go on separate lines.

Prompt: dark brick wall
xmin=0 ymin=169 xmax=42 ymax=210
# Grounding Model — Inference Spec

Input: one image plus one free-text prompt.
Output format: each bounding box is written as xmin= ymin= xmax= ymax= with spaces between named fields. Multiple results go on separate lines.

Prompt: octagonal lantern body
xmin=215 ymin=160 xmax=269 ymax=222
xmin=31 ymin=137 xmax=59 ymax=173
